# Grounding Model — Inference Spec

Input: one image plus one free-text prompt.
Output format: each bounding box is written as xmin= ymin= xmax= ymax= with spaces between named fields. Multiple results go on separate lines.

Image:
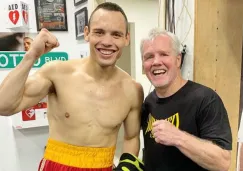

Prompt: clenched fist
xmin=27 ymin=28 xmax=59 ymax=59
xmin=152 ymin=120 xmax=182 ymax=146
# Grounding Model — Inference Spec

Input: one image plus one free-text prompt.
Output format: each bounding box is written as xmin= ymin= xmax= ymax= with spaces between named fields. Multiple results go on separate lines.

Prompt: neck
xmin=155 ymin=72 xmax=187 ymax=98
xmin=85 ymin=57 xmax=117 ymax=81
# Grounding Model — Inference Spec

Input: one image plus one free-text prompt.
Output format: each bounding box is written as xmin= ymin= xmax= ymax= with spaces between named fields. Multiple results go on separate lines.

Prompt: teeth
xmin=99 ymin=49 xmax=114 ymax=55
xmin=153 ymin=70 xmax=166 ymax=74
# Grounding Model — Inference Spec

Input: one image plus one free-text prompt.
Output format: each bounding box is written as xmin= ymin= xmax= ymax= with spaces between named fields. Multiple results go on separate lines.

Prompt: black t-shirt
xmin=141 ymin=81 xmax=232 ymax=171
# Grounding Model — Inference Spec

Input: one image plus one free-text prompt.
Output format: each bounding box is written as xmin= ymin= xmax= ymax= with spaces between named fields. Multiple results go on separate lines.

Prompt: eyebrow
xmin=92 ymin=28 xmax=124 ymax=36
xmin=143 ymin=50 xmax=169 ymax=56
xmin=92 ymin=28 xmax=104 ymax=32
xmin=112 ymin=31 xmax=124 ymax=36
xmin=143 ymin=52 xmax=153 ymax=57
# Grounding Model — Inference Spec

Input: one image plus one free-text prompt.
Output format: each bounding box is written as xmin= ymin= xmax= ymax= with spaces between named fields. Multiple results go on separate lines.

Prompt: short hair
xmin=24 ymin=36 xmax=33 ymax=41
xmin=88 ymin=2 xmax=128 ymax=34
xmin=140 ymin=28 xmax=181 ymax=57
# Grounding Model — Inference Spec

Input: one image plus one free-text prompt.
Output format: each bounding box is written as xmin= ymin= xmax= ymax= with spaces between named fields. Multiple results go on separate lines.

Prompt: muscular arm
xmin=175 ymin=92 xmax=231 ymax=171
xmin=175 ymin=130 xmax=231 ymax=171
xmin=0 ymin=29 xmax=58 ymax=116
xmin=152 ymin=90 xmax=232 ymax=171
xmin=122 ymin=82 xmax=144 ymax=156
xmin=0 ymin=52 xmax=54 ymax=116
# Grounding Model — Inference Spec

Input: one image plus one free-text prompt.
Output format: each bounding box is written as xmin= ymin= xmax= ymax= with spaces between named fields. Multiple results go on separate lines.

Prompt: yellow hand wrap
xmin=113 ymin=153 xmax=145 ymax=171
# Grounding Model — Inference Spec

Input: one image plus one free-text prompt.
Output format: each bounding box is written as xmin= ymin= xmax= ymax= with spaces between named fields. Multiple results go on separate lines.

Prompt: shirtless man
xmin=0 ymin=2 xmax=144 ymax=171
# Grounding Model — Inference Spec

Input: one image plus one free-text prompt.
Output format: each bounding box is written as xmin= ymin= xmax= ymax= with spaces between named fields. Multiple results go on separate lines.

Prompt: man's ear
xmin=84 ymin=26 xmax=89 ymax=42
xmin=177 ymin=54 xmax=182 ymax=68
xmin=125 ymin=32 xmax=130 ymax=46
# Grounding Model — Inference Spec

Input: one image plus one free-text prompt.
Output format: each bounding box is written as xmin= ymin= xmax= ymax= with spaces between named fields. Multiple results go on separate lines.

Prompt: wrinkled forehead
xmin=90 ymin=9 xmax=126 ymax=34
xmin=143 ymin=35 xmax=173 ymax=53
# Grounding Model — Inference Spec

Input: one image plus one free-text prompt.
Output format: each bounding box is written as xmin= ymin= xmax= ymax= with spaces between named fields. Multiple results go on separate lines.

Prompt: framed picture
xmin=34 ymin=0 xmax=68 ymax=31
xmin=74 ymin=0 xmax=87 ymax=6
xmin=75 ymin=7 xmax=88 ymax=39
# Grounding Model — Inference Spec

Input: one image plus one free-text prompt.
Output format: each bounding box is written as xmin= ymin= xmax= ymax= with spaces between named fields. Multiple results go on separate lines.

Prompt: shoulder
xmin=184 ymin=81 xmax=218 ymax=99
xmin=188 ymin=81 xmax=224 ymax=108
xmin=119 ymin=69 xmax=143 ymax=93
xmin=131 ymin=79 xmax=144 ymax=99
xmin=144 ymin=90 xmax=156 ymax=103
xmin=38 ymin=58 xmax=85 ymax=76
xmin=117 ymin=68 xmax=144 ymax=105
xmin=129 ymin=80 xmax=144 ymax=107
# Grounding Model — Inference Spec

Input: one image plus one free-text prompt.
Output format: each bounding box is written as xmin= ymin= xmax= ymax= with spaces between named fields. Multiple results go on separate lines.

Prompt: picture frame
xmin=74 ymin=0 xmax=87 ymax=6
xmin=34 ymin=0 xmax=68 ymax=31
xmin=75 ymin=7 xmax=88 ymax=40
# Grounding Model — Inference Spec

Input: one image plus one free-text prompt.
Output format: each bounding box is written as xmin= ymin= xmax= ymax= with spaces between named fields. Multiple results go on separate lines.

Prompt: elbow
xmin=0 ymin=105 xmax=18 ymax=116
xmin=124 ymin=135 xmax=140 ymax=146
xmin=0 ymin=101 xmax=21 ymax=116
xmin=0 ymin=109 xmax=16 ymax=116
xmin=220 ymin=160 xmax=230 ymax=171
xmin=218 ymin=153 xmax=231 ymax=171
xmin=123 ymin=136 xmax=140 ymax=156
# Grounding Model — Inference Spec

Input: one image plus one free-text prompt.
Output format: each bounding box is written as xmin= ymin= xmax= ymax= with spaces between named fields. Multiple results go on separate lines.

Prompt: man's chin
xmin=98 ymin=57 xmax=118 ymax=66
xmin=98 ymin=60 xmax=116 ymax=68
xmin=152 ymin=81 xmax=168 ymax=89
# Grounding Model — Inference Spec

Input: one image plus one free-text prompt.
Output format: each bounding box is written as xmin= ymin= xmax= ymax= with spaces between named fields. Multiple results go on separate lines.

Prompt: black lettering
xmin=9 ymin=4 xmax=18 ymax=10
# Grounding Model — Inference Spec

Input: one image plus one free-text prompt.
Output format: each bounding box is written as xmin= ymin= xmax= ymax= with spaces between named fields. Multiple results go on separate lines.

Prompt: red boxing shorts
xmin=38 ymin=139 xmax=115 ymax=171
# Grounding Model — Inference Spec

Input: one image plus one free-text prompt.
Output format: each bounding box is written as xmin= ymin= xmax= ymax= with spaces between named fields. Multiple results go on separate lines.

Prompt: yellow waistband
xmin=44 ymin=139 xmax=115 ymax=168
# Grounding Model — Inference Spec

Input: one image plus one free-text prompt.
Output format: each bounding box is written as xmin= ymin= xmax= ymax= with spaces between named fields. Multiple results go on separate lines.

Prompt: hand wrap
xmin=113 ymin=153 xmax=144 ymax=171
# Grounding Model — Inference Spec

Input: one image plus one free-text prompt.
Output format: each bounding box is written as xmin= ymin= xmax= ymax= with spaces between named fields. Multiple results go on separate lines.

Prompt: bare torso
xmin=46 ymin=58 xmax=135 ymax=147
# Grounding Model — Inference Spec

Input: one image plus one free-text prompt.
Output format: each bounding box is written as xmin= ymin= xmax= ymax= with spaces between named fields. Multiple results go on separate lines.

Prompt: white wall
xmin=0 ymin=0 xmax=195 ymax=170
xmin=174 ymin=0 xmax=194 ymax=81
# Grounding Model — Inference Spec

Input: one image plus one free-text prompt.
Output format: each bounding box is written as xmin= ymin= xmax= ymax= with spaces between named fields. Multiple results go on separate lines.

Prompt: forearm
xmin=115 ymin=137 xmax=145 ymax=171
xmin=122 ymin=135 xmax=140 ymax=156
xmin=0 ymin=53 xmax=35 ymax=115
xmin=176 ymin=131 xmax=230 ymax=171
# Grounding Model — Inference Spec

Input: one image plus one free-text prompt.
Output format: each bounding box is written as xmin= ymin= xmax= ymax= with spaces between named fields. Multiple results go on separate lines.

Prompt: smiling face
xmin=84 ymin=9 xmax=129 ymax=67
xmin=142 ymin=35 xmax=181 ymax=88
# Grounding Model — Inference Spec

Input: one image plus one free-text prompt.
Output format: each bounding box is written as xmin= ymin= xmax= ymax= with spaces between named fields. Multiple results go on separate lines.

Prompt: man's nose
xmin=101 ymin=34 xmax=113 ymax=47
xmin=152 ymin=55 xmax=162 ymax=66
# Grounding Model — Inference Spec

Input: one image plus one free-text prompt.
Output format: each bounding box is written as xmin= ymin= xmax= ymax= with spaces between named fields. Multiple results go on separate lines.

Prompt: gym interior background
xmin=0 ymin=0 xmax=242 ymax=171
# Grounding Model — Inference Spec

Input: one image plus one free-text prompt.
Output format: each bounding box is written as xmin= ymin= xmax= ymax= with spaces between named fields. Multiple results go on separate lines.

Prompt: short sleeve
xmin=197 ymin=92 xmax=232 ymax=150
xmin=141 ymin=102 xmax=148 ymax=129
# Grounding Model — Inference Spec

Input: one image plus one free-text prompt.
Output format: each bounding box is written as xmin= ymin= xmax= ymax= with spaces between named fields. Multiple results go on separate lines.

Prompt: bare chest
xmin=49 ymin=77 xmax=130 ymax=129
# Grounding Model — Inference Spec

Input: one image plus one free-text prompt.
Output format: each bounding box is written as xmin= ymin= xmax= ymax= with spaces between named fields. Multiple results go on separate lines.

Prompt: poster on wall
xmin=74 ymin=0 xmax=87 ymax=6
xmin=34 ymin=0 xmax=68 ymax=31
xmin=75 ymin=7 xmax=88 ymax=39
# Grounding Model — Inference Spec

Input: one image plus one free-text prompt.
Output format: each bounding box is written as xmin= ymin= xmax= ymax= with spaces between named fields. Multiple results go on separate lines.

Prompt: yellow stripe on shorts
xmin=44 ymin=139 xmax=115 ymax=168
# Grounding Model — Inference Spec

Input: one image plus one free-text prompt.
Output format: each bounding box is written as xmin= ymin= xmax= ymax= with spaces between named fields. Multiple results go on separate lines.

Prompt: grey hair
xmin=140 ymin=28 xmax=181 ymax=57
